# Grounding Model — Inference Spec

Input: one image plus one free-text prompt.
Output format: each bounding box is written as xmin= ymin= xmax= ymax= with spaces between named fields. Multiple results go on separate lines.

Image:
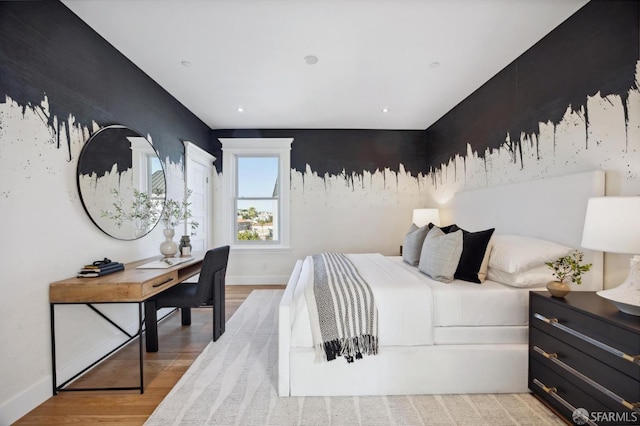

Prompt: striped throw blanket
xmin=305 ymin=253 xmax=378 ymax=363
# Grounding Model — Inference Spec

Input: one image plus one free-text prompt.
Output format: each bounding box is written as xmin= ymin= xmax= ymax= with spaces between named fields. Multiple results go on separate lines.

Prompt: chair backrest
xmin=195 ymin=245 xmax=230 ymax=305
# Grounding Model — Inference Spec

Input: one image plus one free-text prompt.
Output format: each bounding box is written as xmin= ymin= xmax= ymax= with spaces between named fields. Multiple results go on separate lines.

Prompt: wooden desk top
xmin=50 ymin=253 xmax=205 ymax=303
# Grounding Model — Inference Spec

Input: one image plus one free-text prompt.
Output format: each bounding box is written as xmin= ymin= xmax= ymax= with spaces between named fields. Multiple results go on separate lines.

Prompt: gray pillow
xmin=418 ymin=227 xmax=464 ymax=283
xmin=402 ymin=224 xmax=429 ymax=266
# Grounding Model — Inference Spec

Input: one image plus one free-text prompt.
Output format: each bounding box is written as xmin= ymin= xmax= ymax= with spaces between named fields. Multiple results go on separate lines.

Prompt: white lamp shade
xmin=581 ymin=196 xmax=640 ymax=254
xmin=412 ymin=208 xmax=440 ymax=228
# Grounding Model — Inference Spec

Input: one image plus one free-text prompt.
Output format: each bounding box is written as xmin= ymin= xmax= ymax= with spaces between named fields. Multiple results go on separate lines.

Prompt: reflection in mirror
xmin=77 ymin=125 xmax=166 ymax=240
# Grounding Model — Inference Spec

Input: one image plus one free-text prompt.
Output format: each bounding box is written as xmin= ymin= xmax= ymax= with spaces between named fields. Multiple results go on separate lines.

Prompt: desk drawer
xmin=142 ymin=271 xmax=179 ymax=298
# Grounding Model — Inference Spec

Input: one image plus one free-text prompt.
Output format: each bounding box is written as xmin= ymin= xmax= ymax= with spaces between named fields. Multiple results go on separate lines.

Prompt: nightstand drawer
xmin=531 ymin=327 xmax=640 ymax=409
xmin=531 ymin=297 xmax=640 ymax=380
xmin=530 ymin=359 xmax=612 ymax=425
xmin=529 ymin=292 xmax=640 ymax=426
xmin=531 ymin=359 xmax=640 ymax=426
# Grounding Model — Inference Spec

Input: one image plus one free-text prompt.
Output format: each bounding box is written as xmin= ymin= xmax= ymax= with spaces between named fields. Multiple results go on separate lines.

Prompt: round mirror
xmin=77 ymin=125 xmax=166 ymax=240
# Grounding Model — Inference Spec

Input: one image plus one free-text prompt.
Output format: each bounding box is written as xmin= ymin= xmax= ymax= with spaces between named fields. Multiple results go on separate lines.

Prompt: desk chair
xmin=144 ymin=245 xmax=230 ymax=352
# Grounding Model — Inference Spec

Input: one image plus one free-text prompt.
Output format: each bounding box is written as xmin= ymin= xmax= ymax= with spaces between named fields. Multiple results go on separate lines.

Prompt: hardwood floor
xmin=15 ymin=285 xmax=285 ymax=425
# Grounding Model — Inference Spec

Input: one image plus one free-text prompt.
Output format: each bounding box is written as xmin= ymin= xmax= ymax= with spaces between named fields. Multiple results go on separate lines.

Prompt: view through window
xmin=236 ymin=156 xmax=279 ymax=242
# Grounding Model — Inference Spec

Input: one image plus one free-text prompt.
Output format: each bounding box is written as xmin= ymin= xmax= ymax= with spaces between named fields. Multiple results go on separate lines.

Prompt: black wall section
xmin=425 ymin=0 xmax=639 ymax=171
xmin=76 ymin=127 xmax=136 ymax=177
xmin=0 ymin=1 xmax=212 ymax=163
xmin=212 ymin=129 xmax=428 ymax=178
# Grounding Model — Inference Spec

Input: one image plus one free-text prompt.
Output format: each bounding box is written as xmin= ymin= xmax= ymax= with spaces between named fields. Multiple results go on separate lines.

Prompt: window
xmin=236 ymin=156 xmax=279 ymax=242
xmin=220 ymin=138 xmax=292 ymax=249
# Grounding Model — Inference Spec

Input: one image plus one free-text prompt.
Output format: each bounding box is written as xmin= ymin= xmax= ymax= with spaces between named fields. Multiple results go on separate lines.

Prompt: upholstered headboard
xmin=440 ymin=171 xmax=605 ymax=291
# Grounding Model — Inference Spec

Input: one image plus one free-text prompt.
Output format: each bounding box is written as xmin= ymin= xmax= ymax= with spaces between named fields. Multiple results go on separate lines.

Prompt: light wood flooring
xmin=15 ymin=285 xmax=285 ymax=425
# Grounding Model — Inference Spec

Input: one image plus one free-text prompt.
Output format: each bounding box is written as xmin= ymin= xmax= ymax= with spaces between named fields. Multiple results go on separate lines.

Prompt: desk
xmin=49 ymin=252 xmax=204 ymax=395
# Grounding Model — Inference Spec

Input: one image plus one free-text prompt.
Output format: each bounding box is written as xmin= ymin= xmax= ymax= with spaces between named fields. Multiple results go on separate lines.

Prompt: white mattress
xmin=388 ymin=257 xmax=541 ymax=327
xmin=290 ymin=254 xmax=539 ymax=348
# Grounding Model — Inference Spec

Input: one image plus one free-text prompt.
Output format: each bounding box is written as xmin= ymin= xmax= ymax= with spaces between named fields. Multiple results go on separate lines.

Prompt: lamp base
xmin=597 ymin=256 xmax=640 ymax=316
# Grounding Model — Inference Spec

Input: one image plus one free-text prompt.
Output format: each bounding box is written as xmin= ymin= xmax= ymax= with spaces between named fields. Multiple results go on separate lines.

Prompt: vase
xmin=160 ymin=229 xmax=179 ymax=257
xmin=179 ymin=235 xmax=192 ymax=256
xmin=547 ymin=280 xmax=571 ymax=298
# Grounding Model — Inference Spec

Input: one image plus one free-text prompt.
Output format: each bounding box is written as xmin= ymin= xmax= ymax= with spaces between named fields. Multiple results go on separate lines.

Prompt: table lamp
xmin=581 ymin=196 xmax=640 ymax=316
xmin=412 ymin=208 xmax=440 ymax=228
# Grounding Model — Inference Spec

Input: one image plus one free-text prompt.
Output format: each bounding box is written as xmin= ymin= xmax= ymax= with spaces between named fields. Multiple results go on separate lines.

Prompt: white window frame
xmin=220 ymin=138 xmax=292 ymax=251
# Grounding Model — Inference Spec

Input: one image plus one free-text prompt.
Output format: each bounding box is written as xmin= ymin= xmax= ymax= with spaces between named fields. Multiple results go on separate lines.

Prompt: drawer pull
xmin=534 ymin=346 xmax=640 ymax=414
xmin=538 ymin=315 xmax=559 ymax=324
xmin=533 ymin=378 xmax=557 ymax=395
xmin=532 ymin=378 xmax=596 ymax=426
xmin=152 ymin=277 xmax=174 ymax=288
xmin=534 ymin=313 xmax=640 ymax=366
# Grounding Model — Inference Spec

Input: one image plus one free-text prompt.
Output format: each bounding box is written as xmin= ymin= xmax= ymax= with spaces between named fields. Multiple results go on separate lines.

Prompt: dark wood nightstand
xmin=529 ymin=291 xmax=640 ymax=426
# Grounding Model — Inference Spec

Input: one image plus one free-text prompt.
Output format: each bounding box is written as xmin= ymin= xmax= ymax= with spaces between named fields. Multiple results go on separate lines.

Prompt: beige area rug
xmin=145 ymin=290 xmax=563 ymax=426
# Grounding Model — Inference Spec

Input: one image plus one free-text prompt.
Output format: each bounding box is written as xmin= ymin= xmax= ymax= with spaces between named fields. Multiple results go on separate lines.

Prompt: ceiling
xmin=62 ymin=0 xmax=589 ymax=131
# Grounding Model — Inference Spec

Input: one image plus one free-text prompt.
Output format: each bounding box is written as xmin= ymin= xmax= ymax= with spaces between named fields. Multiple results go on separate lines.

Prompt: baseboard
xmin=0 ymin=375 xmax=51 ymax=425
xmin=4 ymin=308 xmax=175 ymax=424
xmin=226 ymin=275 xmax=289 ymax=285
xmin=1 ymin=328 xmax=135 ymax=424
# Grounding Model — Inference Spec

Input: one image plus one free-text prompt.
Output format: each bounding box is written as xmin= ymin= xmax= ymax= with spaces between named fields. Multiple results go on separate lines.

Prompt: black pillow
xmin=454 ymin=227 xmax=495 ymax=284
xmin=428 ymin=223 xmax=460 ymax=234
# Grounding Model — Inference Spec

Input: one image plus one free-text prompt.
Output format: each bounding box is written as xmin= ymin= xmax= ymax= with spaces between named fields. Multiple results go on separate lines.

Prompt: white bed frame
xmin=278 ymin=171 xmax=605 ymax=396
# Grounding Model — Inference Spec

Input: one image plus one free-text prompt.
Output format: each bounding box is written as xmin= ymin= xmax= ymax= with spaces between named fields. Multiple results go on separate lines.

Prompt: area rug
xmin=145 ymin=290 xmax=563 ymax=426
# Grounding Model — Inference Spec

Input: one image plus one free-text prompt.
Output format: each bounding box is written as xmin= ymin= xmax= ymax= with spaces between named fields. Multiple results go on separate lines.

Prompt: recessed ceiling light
xmin=237 ymin=107 xmax=244 ymax=112
xmin=304 ymin=55 xmax=318 ymax=65
xmin=429 ymin=61 xmax=440 ymax=69
xmin=181 ymin=60 xmax=192 ymax=68
xmin=381 ymin=108 xmax=390 ymax=113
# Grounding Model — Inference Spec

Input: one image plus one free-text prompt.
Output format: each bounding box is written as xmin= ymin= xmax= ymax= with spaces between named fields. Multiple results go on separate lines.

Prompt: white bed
xmin=279 ymin=171 xmax=605 ymax=396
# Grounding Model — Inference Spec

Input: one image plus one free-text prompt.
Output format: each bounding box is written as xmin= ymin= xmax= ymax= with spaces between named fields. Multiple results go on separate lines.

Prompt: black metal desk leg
xmin=50 ymin=303 xmax=57 ymax=395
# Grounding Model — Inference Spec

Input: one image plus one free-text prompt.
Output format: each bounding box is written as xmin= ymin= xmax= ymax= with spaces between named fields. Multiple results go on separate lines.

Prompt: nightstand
xmin=529 ymin=291 xmax=640 ymax=426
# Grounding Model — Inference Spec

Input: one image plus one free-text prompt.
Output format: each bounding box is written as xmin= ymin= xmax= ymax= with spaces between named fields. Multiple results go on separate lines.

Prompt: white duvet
xmin=291 ymin=253 xmax=434 ymax=348
xmin=290 ymin=254 xmax=535 ymax=348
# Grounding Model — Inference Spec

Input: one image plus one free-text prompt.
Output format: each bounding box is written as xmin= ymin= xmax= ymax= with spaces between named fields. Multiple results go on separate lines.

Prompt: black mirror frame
xmin=76 ymin=125 xmax=166 ymax=240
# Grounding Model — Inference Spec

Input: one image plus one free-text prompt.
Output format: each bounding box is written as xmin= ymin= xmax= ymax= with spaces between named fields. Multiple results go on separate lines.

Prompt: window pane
xmin=236 ymin=199 xmax=278 ymax=242
xmin=237 ymin=157 xmax=279 ymax=198
xmin=149 ymin=155 xmax=165 ymax=196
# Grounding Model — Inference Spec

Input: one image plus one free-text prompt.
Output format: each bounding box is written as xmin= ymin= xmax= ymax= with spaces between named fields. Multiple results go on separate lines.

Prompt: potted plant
xmin=545 ymin=250 xmax=592 ymax=297
xmin=101 ymin=188 xmax=162 ymax=237
xmin=159 ymin=190 xmax=199 ymax=257
xmin=102 ymin=188 xmax=198 ymax=256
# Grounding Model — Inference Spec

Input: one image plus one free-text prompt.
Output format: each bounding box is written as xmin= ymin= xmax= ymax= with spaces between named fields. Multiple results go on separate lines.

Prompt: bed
xmin=278 ymin=171 xmax=605 ymax=396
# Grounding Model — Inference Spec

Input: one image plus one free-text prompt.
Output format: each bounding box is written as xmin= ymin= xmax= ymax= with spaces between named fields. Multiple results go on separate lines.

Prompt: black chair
xmin=144 ymin=245 xmax=230 ymax=352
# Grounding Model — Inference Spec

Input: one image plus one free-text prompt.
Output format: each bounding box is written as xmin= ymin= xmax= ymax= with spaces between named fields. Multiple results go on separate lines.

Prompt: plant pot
xmin=179 ymin=235 xmax=192 ymax=256
xmin=547 ymin=280 xmax=571 ymax=298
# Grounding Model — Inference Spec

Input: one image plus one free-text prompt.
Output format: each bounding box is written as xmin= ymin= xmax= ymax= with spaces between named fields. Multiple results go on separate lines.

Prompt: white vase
xmin=160 ymin=228 xmax=179 ymax=257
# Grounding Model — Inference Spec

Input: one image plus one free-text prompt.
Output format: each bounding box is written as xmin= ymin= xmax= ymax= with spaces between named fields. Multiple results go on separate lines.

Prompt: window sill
xmin=230 ymin=245 xmax=292 ymax=255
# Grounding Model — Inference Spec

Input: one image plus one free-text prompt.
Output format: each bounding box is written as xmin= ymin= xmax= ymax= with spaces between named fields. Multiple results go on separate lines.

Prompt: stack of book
xmin=77 ymin=260 xmax=125 ymax=278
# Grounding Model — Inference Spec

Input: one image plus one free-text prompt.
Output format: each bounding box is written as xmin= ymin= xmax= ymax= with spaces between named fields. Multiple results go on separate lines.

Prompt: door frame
xmin=183 ymin=141 xmax=215 ymax=251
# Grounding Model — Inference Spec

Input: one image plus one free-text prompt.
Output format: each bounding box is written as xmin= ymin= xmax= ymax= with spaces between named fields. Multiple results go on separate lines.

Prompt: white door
xmin=184 ymin=142 xmax=215 ymax=253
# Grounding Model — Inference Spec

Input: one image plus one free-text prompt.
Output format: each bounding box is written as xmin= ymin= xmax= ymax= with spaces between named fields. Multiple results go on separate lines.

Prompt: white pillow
xmin=487 ymin=265 xmax=555 ymax=288
xmin=418 ymin=227 xmax=463 ymax=283
xmin=488 ymin=234 xmax=573 ymax=274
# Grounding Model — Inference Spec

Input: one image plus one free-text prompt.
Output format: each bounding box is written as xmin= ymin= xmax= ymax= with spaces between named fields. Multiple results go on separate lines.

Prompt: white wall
xmin=214 ymin=164 xmax=431 ymax=284
xmin=0 ymin=97 xmax=185 ymax=424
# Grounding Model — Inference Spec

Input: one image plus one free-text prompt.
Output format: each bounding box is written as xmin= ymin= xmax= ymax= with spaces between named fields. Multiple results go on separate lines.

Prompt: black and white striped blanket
xmin=305 ymin=252 xmax=378 ymax=363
